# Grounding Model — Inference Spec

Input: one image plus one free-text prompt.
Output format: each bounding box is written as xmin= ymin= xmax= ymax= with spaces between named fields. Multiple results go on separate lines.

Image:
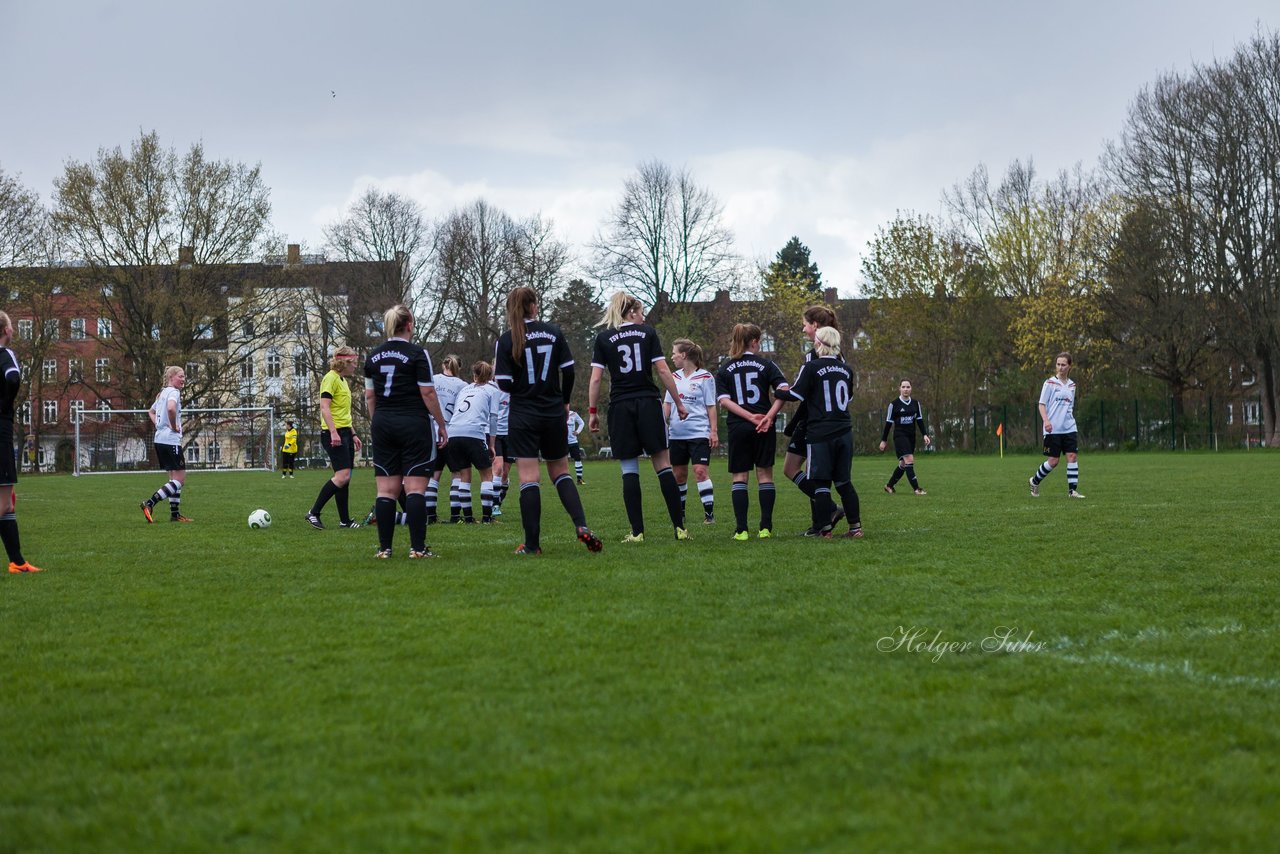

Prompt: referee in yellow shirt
xmin=305 ymin=346 xmax=363 ymax=528
xmin=280 ymin=420 xmax=298 ymax=478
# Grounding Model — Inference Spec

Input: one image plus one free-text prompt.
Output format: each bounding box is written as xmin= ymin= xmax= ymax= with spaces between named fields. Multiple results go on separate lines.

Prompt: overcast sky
xmin=1 ymin=1 xmax=1274 ymax=295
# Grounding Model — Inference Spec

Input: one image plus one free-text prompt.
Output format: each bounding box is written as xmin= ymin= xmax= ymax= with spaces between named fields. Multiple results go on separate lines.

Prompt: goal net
xmin=72 ymin=407 xmax=276 ymax=475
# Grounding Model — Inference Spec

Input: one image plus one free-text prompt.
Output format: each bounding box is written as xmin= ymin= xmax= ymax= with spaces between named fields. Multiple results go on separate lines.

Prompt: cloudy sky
xmin=1 ymin=1 xmax=1274 ymax=295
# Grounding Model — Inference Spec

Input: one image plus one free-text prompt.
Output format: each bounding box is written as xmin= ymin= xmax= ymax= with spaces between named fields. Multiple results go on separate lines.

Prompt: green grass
xmin=3 ymin=451 xmax=1279 ymax=851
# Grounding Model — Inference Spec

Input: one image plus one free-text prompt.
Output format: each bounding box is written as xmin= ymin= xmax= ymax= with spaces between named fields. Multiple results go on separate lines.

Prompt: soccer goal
xmin=72 ymin=407 xmax=276 ymax=476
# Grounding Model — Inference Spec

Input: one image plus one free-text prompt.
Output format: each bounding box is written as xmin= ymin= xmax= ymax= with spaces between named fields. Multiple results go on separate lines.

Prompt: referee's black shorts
xmin=371 ymin=413 xmax=435 ymax=477
xmin=506 ymin=410 xmax=570 ymax=460
xmin=320 ymin=427 xmax=355 ymax=472
xmin=606 ymin=397 xmax=668 ymax=460
xmin=726 ymin=421 xmax=777 ymax=474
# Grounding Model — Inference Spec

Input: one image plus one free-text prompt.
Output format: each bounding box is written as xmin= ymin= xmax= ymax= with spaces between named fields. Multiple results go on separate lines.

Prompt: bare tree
xmin=592 ymin=160 xmax=740 ymax=306
xmin=434 ymin=199 xmax=521 ymax=364
xmin=51 ymin=131 xmax=280 ymax=406
xmin=0 ymin=166 xmax=49 ymax=267
xmin=510 ymin=212 xmax=572 ymax=307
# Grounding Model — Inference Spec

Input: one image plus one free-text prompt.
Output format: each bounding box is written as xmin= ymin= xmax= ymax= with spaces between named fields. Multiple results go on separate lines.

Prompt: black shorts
xmin=321 ymin=427 xmax=355 ymax=472
xmin=446 ymin=436 xmax=492 ymax=472
xmin=807 ymin=431 xmax=853 ymax=483
xmin=893 ymin=433 xmax=917 ymax=458
xmin=506 ymin=411 xmax=570 ymax=460
xmin=567 ymin=442 xmax=584 ymax=462
xmin=669 ymin=437 xmax=711 ymax=467
xmin=786 ymin=421 xmax=809 ymax=456
xmin=0 ymin=427 xmax=17 ymax=486
xmin=430 ymin=450 xmax=449 ymax=475
xmin=155 ymin=441 xmax=186 ymax=472
xmin=494 ymin=436 xmax=516 ymax=463
xmin=726 ymin=421 xmax=777 ymax=474
xmin=1043 ymin=431 xmax=1079 ymax=458
xmin=371 ymin=414 xmax=435 ymax=477
xmin=607 ymin=397 xmax=668 ymax=460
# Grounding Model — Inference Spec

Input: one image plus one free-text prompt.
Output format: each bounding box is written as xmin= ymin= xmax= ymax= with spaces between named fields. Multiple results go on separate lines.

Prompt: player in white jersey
xmin=443 ymin=361 xmax=501 ymax=522
xmin=488 ymin=382 xmax=512 ymax=515
xmin=566 ymin=409 xmax=587 ymax=483
xmin=663 ymin=338 xmax=718 ymax=524
xmin=1029 ymin=351 xmax=1085 ymax=498
xmin=140 ymin=365 xmax=193 ymax=523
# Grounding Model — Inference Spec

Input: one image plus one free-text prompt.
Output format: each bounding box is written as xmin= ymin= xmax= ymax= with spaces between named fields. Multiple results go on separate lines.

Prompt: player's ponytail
xmin=729 ymin=323 xmax=762 ymax=359
xmin=441 ymin=354 xmax=462 ymax=377
xmin=597 ymin=291 xmax=641 ymax=329
xmin=813 ymin=326 xmax=841 ymax=358
xmin=383 ymin=304 xmax=412 ymax=338
xmin=673 ymin=338 xmax=705 ymax=370
xmin=162 ymin=365 xmax=184 ymax=386
xmin=472 ymin=360 xmax=494 ymax=384
xmin=506 ymin=287 xmax=538 ymax=362
xmin=803 ymin=304 xmax=839 ymax=331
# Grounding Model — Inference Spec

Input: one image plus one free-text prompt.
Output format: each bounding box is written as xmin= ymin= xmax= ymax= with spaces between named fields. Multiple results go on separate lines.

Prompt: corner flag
xmin=996 ymin=423 xmax=1004 ymax=458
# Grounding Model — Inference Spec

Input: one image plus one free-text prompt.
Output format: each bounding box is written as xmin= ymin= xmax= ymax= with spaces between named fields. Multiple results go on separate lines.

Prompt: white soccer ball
xmin=248 ymin=508 xmax=272 ymax=529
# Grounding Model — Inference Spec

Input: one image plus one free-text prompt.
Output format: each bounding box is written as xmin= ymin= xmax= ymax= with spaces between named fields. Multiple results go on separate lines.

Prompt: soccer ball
xmin=248 ymin=508 xmax=272 ymax=529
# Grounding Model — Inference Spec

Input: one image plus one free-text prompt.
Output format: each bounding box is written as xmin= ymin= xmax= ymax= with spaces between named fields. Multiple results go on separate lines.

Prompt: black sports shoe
xmin=576 ymin=525 xmax=603 ymax=553
xmin=305 ymin=512 xmax=324 ymax=530
xmin=514 ymin=544 xmax=542 ymax=555
xmin=338 ymin=520 xmax=362 ymax=529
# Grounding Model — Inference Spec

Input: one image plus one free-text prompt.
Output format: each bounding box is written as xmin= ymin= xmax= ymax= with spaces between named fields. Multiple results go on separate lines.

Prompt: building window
xmin=241 ymin=359 xmax=255 ymax=379
xmin=97 ymin=317 xmax=113 ymax=338
xmin=208 ymin=440 xmax=222 ymax=463
xmin=69 ymin=358 xmax=83 ymax=383
xmin=759 ymin=333 xmax=775 ymax=353
xmin=70 ymin=400 xmax=85 ymax=424
xmin=70 ymin=318 xmax=86 ymax=340
xmin=18 ymin=319 xmax=33 ymax=340
xmin=294 ymin=315 xmax=308 ymax=335
xmin=186 ymin=361 xmax=200 ymax=383
xmin=97 ymin=400 xmax=112 ymax=422
xmin=44 ymin=319 xmax=59 ymax=340
xmin=242 ymin=319 xmax=255 ymax=339
xmin=195 ymin=319 xmax=214 ymax=340
xmin=268 ymin=315 xmax=283 ymax=335
xmin=150 ymin=323 xmax=161 ymax=340
xmin=19 ymin=401 xmax=31 ymax=426
xmin=365 ymin=314 xmax=382 ymax=337
xmin=42 ymin=400 xmax=58 ymax=424
xmin=293 ymin=348 xmax=309 ymax=378
xmin=266 ymin=350 xmax=282 ymax=379
xmin=1244 ymin=401 xmax=1261 ymax=425
xmin=42 ymin=359 xmax=57 ymax=382
xmin=188 ymin=442 xmax=201 ymax=464
xmin=95 ymin=358 xmax=111 ymax=383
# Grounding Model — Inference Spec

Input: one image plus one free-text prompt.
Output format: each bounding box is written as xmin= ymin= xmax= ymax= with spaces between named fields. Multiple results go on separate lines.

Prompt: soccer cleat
xmin=802 ymin=528 xmax=823 ymax=538
xmin=884 ymin=484 xmax=895 ymax=494
xmin=704 ymin=512 xmax=715 ymax=525
xmin=1068 ymin=490 xmax=1087 ymax=499
xmin=732 ymin=531 xmax=749 ymax=541
xmin=491 ymin=506 xmax=502 ymax=518
xmin=282 ymin=474 xmax=287 ymax=479
xmin=1029 ymin=477 xmax=1040 ymax=497
xmin=8 ymin=561 xmax=43 ymax=574
xmin=463 ymin=517 xmax=477 ymax=525
xmin=576 ymin=525 xmax=604 ymax=553
xmin=171 ymin=514 xmax=194 ymax=523
xmin=363 ymin=506 xmax=377 ymax=526
xmin=338 ymin=520 xmax=362 ymax=529
xmin=409 ymin=547 xmax=438 ymax=559
xmin=140 ymin=502 xmax=154 ymax=523
xmin=306 ymin=512 xmax=325 ymax=529
xmin=913 ymin=488 xmax=927 ymax=496
xmin=757 ymin=528 xmax=772 ymax=539
xmin=620 ymin=532 xmax=645 ymax=544
xmin=577 ymin=477 xmax=585 ymax=485
xmin=514 ymin=544 xmax=542 ymax=555
xmin=842 ymin=527 xmax=864 ymax=539
xmin=481 ymin=517 xmax=494 ymax=524
xmin=831 ymin=506 xmax=846 ymax=527
xmin=675 ymin=527 xmax=691 ymax=541
xmin=374 ymin=548 xmax=392 ymax=559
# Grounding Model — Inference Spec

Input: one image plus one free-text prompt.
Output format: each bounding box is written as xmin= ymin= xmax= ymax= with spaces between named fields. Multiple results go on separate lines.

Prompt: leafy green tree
xmin=766 ymin=237 xmax=822 ymax=296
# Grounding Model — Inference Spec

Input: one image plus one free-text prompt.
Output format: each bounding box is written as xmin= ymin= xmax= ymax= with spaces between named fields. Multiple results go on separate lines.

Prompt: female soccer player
xmin=306 ymin=345 xmax=363 ymax=529
xmin=782 ymin=305 xmax=841 ymax=532
xmin=495 ymin=286 xmax=602 ymax=555
xmin=779 ymin=326 xmax=862 ymax=538
xmin=364 ymin=304 xmax=448 ymax=558
xmin=662 ymin=338 xmax=718 ymax=524
xmin=280 ymin=419 xmax=297 ymax=478
xmin=588 ymin=292 xmax=689 ymax=543
xmin=1030 ymin=352 xmax=1085 ymax=499
xmin=0 ymin=311 xmax=41 ymax=572
xmin=566 ymin=409 xmax=587 ymax=484
xmin=427 ymin=355 xmax=467 ymax=523
xmin=140 ymin=365 xmax=193 ymax=523
xmin=716 ymin=323 xmax=789 ymax=540
xmin=443 ymin=361 xmax=501 ymax=523
xmin=879 ymin=379 xmax=931 ymax=495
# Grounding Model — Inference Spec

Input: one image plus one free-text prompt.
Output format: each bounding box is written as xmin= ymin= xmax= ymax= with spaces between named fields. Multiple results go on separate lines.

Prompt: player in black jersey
xmin=778 ymin=326 xmax=862 ymax=538
xmin=495 ymin=287 xmax=602 ymax=556
xmin=782 ymin=305 xmax=842 ymax=532
xmin=716 ymin=323 xmax=790 ymax=540
xmin=363 ymin=305 xmax=448 ymax=559
xmin=0 ymin=311 xmax=41 ymax=573
xmin=879 ymin=379 xmax=931 ymax=495
xmin=588 ymin=291 xmax=689 ymax=543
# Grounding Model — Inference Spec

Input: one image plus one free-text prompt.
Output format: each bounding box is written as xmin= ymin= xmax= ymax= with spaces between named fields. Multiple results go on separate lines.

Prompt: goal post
xmin=72 ymin=407 xmax=276 ymax=476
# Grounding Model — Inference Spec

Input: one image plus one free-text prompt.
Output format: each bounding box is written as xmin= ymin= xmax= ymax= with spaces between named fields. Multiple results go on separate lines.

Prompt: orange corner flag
xmin=996 ymin=423 xmax=1003 ymax=436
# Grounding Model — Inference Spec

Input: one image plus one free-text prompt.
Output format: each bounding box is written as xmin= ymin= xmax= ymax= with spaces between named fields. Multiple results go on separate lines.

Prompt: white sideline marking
xmin=1045 ymin=624 xmax=1279 ymax=691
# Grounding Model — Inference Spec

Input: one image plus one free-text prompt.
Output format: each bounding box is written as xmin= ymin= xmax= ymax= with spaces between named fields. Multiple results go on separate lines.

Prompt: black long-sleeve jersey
xmin=495 ymin=320 xmax=576 ymax=418
xmin=716 ymin=352 xmax=788 ymax=428
xmin=591 ymin=322 xmax=665 ymax=403
xmin=881 ymin=396 xmax=928 ymax=442
xmin=778 ymin=356 xmax=853 ymax=442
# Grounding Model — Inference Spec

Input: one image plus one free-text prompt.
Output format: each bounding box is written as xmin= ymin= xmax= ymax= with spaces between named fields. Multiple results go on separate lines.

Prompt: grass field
xmin=3 ymin=451 xmax=1279 ymax=851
